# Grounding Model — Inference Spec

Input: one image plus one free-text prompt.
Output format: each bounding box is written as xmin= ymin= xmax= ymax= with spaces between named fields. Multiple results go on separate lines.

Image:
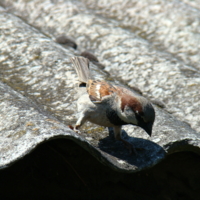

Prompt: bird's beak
xmin=141 ymin=122 xmax=153 ymax=137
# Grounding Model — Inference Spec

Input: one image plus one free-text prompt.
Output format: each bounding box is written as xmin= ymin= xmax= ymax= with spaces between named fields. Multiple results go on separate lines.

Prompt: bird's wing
xmin=87 ymin=80 xmax=117 ymax=103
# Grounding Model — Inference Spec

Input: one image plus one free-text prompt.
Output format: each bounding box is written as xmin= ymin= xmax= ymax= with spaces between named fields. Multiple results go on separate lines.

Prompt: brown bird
xmin=55 ymin=35 xmax=77 ymax=49
xmin=70 ymin=56 xmax=155 ymax=153
xmin=80 ymin=51 xmax=99 ymax=62
xmin=80 ymin=51 xmax=105 ymax=70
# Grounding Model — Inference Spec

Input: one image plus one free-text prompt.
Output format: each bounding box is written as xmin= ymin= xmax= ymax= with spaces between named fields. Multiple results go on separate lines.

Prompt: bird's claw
xmin=128 ymin=145 xmax=137 ymax=155
xmin=120 ymin=139 xmax=137 ymax=155
xmin=68 ymin=125 xmax=81 ymax=134
xmin=128 ymin=146 xmax=145 ymax=155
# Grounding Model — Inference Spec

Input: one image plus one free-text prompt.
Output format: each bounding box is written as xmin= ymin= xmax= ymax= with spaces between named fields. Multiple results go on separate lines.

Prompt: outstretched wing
xmin=87 ymin=80 xmax=117 ymax=103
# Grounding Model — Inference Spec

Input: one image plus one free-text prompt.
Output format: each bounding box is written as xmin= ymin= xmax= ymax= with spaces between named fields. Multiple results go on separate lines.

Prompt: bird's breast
xmin=77 ymin=93 xmax=127 ymax=127
xmin=106 ymin=108 xmax=128 ymax=126
xmin=87 ymin=105 xmax=128 ymax=127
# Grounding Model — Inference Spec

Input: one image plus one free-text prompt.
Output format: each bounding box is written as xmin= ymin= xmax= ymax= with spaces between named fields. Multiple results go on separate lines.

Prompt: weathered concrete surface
xmin=81 ymin=0 xmax=200 ymax=69
xmin=0 ymin=0 xmax=200 ymax=176
xmin=0 ymin=9 xmax=165 ymax=172
xmin=1 ymin=141 xmax=200 ymax=200
xmin=0 ymin=79 xmax=164 ymax=172
xmin=1 ymin=0 xmax=199 ymax=133
xmin=0 ymin=81 xmax=74 ymax=168
xmin=181 ymin=0 xmax=200 ymax=10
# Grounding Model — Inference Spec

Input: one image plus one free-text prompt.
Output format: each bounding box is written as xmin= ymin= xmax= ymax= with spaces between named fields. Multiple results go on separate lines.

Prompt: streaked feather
xmin=71 ymin=56 xmax=90 ymax=83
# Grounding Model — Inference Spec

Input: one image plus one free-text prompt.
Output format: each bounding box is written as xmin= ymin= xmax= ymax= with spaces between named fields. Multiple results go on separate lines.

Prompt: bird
xmin=70 ymin=56 xmax=155 ymax=154
xmin=80 ymin=51 xmax=99 ymax=62
xmin=55 ymin=35 xmax=77 ymax=49
xmin=81 ymin=51 xmax=105 ymax=70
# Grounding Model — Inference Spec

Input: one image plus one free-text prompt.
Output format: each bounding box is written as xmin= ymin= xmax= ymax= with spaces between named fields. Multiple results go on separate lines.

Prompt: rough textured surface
xmin=0 ymin=0 xmax=200 ymax=198
xmin=1 ymin=0 xmax=199 ymax=133
xmin=82 ymin=0 xmax=200 ymax=69
xmin=0 ymin=9 xmax=165 ymax=172
xmin=0 ymin=80 xmax=165 ymax=172
xmin=1 ymin=140 xmax=200 ymax=200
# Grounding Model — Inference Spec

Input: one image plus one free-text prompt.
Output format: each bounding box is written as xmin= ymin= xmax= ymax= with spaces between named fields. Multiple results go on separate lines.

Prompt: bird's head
xmin=120 ymin=95 xmax=155 ymax=136
xmin=134 ymin=99 xmax=155 ymax=136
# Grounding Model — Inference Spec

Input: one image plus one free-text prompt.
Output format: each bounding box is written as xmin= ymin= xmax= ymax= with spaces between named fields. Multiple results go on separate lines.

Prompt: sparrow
xmin=70 ymin=56 xmax=155 ymax=154
xmin=55 ymin=34 xmax=77 ymax=49
xmin=81 ymin=51 xmax=105 ymax=70
xmin=81 ymin=51 xmax=99 ymax=62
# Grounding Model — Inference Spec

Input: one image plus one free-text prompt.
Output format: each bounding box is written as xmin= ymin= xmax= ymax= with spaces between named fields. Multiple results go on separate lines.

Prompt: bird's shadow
xmin=98 ymin=127 xmax=165 ymax=168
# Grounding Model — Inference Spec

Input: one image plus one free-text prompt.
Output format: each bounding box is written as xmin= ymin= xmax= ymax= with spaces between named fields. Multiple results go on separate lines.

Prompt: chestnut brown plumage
xmin=70 ymin=56 xmax=155 ymax=153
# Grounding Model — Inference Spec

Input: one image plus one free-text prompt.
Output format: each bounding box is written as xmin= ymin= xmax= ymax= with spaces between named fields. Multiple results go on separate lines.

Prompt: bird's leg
xmin=69 ymin=112 xmax=87 ymax=134
xmin=113 ymin=126 xmax=137 ymax=154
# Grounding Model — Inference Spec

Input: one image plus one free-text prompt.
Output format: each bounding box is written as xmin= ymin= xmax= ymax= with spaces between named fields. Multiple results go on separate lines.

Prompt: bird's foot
xmin=120 ymin=139 xmax=137 ymax=155
xmin=68 ymin=125 xmax=81 ymax=134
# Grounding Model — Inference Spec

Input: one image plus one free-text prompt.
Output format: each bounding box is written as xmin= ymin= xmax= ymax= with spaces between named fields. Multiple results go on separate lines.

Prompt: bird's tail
xmin=71 ymin=56 xmax=90 ymax=84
